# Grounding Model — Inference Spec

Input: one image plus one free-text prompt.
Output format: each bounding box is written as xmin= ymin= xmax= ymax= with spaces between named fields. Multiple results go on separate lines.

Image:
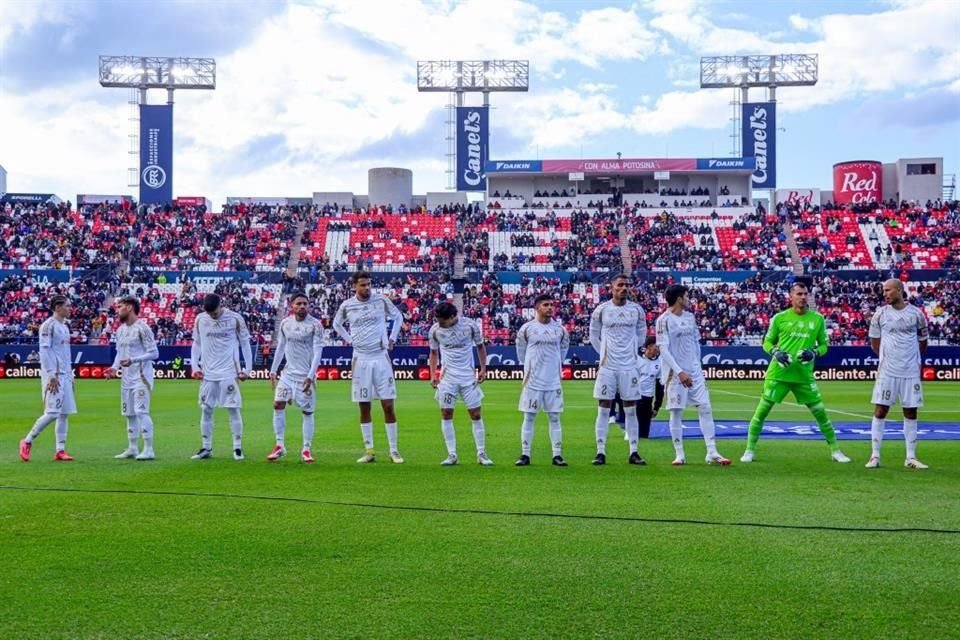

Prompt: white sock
xmin=698 ymin=404 xmax=718 ymax=454
xmin=547 ymin=413 xmax=563 ymax=457
xmin=273 ymin=409 xmax=286 ymax=446
xmin=200 ymin=407 xmax=214 ymax=450
xmin=126 ymin=416 xmax=141 ymax=451
xmin=140 ymin=415 xmax=154 ymax=451
xmin=360 ymin=422 xmax=374 ymax=449
xmin=624 ymin=406 xmax=639 ymax=454
xmin=471 ymin=419 xmax=486 ymax=454
xmin=26 ymin=413 xmax=57 ymax=443
xmin=870 ymin=417 xmax=885 ymax=458
xmin=441 ymin=419 xmax=456 ymax=456
xmin=594 ymin=406 xmax=610 ymax=455
xmin=521 ymin=413 xmax=536 ymax=456
xmin=904 ymin=418 xmax=918 ymax=459
xmin=302 ymin=413 xmax=314 ymax=450
xmin=669 ymin=409 xmax=685 ymax=458
xmin=227 ymin=408 xmax=243 ymax=450
xmin=55 ymin=416 xmax=68 ymax=452
xmin=385 ymin=422 xmax=398 ymax=452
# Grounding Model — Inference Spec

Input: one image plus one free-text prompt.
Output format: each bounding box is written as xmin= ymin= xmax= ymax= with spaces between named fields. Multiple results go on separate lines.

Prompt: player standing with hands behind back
xmin=190 ymin=293 xmax=254 ymax=461
xmin=866 ymin=279 xmax=929 ymax=469
xmin=740 ymin=282 xmax=851 ymax=463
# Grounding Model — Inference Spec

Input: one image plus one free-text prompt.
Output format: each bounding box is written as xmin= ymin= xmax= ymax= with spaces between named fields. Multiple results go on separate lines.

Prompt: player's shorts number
xmin=883 ymin=389 xmax=892 ymax=401
xmin=528 ymin=398 xmax=538 ymax=410
xmin=600 ymin=385 xmax=608 ymax=396
xmin=122 ymin=401 xmax=127 ymax=413
xmin=443 ymin=393 xmax=454 ymax=405
xmin=360 ymin=388 xmax=368 ymax=399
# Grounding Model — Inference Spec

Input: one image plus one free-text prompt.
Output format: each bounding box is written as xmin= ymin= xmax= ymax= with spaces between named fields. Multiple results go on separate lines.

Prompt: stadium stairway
xmin=783 ymin=219 xmax=804 ymax=275
xmin=619 ymin=222 xmax=632 ymax=274
xmin=860 ymin=221 xmax=892 ymax=268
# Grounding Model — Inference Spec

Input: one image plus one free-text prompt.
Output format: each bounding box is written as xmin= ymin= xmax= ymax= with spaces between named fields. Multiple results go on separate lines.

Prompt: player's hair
xmin=353 ymin=271 xmax=371 ymax=283
xmin=49 ymin=295 xmax=69 ymax=312
xmin=790 ymin=281 xmax=809 ymax=293
xmin=435 ymin=301 xmax=458 ymax=320
xmin=117 ymin=295 xmax=140 ymax=315
xmin=289 ymin=291 xmax=309 ymax=304
xmin=664 ymin=284 xmax=688 ymax=306
xmin=644 ymin=335 xmax=657 ymax=348
xmin=202 ymin=293 xmax=221 ymax=313
xmin=610 ymin=273 xmax=629 ymax=284
xmin=534 ymin=293 xmax=554 ymax=306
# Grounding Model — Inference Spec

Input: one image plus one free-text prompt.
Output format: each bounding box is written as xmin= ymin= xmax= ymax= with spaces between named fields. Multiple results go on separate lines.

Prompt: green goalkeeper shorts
xmin=761 ymin=378 xmax=823 ymax=406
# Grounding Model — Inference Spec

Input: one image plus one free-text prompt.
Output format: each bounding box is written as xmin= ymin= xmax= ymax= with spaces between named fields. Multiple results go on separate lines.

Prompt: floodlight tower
xmin=99 ymin=56 xmax=216 ymax=203
xmin=417 ymin=60 xmax=529 ymax=190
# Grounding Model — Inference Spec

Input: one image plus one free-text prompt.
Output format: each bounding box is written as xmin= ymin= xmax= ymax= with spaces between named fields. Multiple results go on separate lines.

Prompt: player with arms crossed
xmin=589 ymin=274 xmax=648 ymax=465
xmin=333 ymin=271 xmax=405 ymax=464
xmin=104 ymin=296 xmax=159 ymax=460
xmin=655 ymin=284 xmax=731 ymax=466
xmin=866 ymin=279 xmax=929 ymax=469
xmin=268 ymin=292 xmax=324 ymax=463
xmin=740 ymin=282 xmax=850 ymax=463
xmin=20 ymin=295 xmax=76 ymax=462
xmin=515 ymin=294 xmax=570 ymax=467
xmin=428 ymin=302 xmax=493 ymax=466
xmin=190 ymin=293 xmax=254 ymax=461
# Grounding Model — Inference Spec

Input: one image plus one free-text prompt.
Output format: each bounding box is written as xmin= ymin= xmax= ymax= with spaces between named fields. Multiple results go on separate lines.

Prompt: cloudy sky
xmin=0 ymin=0 xmax=958 ymax=204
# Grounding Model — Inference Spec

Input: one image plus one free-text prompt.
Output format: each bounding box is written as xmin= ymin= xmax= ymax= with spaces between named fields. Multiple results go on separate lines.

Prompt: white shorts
xmin=436 ymin=379 xmax=484 ymax=410
xmin=664 ymin=371 xmax=711 ymax=410
xmin=872 ymin=376 xmax=923 ymax=408
xmin=593 ymin=366 xmax=643 ymax=401
xmin=121 ymin=384 xmax=152 ymax=416
xmin=518 ymin=387 xmax=564 ymax=414
xmin=352 ymin=355 xmax=396 ymax=402
xmin=41 ymin=373 xmax=77 ymax=415
xmin=199 ymin=379 xmax=243 ymax=409
xmin=274 ymin=375 xmax=316 ymax=413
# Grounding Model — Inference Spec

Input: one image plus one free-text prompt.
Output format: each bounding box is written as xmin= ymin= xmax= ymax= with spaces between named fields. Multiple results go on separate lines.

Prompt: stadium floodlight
xmin=416 ymin=60 xmax=529 ymax=92
xmin=700 ymin=54 xmax=818 ymax=89
xmin=99 ymin=56 xmax=216 ymax=90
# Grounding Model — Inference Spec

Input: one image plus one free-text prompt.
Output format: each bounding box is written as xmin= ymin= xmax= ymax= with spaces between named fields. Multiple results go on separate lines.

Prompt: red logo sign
xmin=833 ymin=161 xmax=882 ymax=205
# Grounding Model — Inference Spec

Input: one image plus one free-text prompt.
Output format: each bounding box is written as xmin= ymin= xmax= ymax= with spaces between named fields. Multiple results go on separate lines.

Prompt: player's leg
xmin=900 ymin=379 xmax=926 ymax=468
xmin=546 ymin=389 xmax=566 ymax=466
xmin=381 ymin=399 xmax=402 ymax=463
xmin=688 ymin=378 xmax=729 ymax=464
xmin=296 ymin=383 xmax=317 ymax=462
xmin=53 ymin=375 xmax=77 ymax=460
xmin=373 ymin=358 xmax=401 ymax=462
xmin=664 ymin=376 xmax=687 ymax=464
xmin=867 ymin=401 xmax=890 ymax=468
xmin=269 ymin=379 xmax=291 ymax=460
xmin=193 ymin=380 xmax=216 ymax=458
xmin=22 ymin=376 xmax=63 ymax=461
xmin=516 ymin=408 xmax=536 ymax=466
xmin=796 ymin=382 xmax=849 ymax=462
xmin=623 ymin=402 xmax=646 ymax=465
xmin=357 ymin=401 xmax=376 ymax=463
xmin=637 ymin=395 xmax=653 ymax=439
xmin=223 ymin=381 xmax=244 ymax=460
xmin=116 ymin=388 xmax=139 ymax=458
xmin=353 ymin=358 xmax=377 ymax=461
xmin=592 ymin=369 xmax=616 ymax=463
xmin=467 ymin=403 xmax=492 ymax=465
xmin=436 ymin=383 xmax=458 ymax=464
xmin=742 ymin=378 xmax=788 ymax=462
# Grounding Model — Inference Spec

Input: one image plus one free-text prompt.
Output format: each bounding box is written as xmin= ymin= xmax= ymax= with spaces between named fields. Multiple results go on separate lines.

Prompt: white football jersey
xmin=333 ymin=293 xmax=404 ymax=357
xmin=516 ymin=318 xmax=569 ymax=392
xmin=638 ymin=355 xmax=661 ymax=398
xmin=113 ymin=319 xmax=159 ymax=388
xmin=191 ymin=309 xmax=253 ymax=381
xmin=869 ymin=304 xmax=928 ymax=379
xmin=590 ymin=300 xmax=646 ymax=371
xmin=38 ymin=316 xmax=72 ymax=377
xmin=272 ymin=315 xmax=324 ymax=381
xmin=655 ymin=310 xmax=703 ymax=380
xmin=429 ymin=317 xmax=483 ymax=383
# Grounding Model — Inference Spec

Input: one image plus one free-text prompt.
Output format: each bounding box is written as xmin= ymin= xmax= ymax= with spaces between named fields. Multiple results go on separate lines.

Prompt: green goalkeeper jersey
xmin=762 ymin=308 xmax=830 ymax=383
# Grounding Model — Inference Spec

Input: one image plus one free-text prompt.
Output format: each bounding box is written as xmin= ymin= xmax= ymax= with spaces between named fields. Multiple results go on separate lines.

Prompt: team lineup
xmin=17 ymin=273 xmax=931 ymax=470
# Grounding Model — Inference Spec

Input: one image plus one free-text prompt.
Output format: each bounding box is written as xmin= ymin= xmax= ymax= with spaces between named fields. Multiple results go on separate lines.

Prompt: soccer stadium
xmin=1 ymin=2 xmax=959 ymax=638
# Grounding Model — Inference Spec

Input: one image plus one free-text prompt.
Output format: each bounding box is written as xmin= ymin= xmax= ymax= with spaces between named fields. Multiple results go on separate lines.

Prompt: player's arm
xmin=190 ymin=316 xmax=203 ymax=379
xmin=269 ymin=326 xmax=286 ymax=386
xmin=560 ymin=326 xmax=570 ymax=360
xmin=474 ymin=322 xmax=487 ymax=384
xmin=385 ymin=297 xmax=404 ymax=348
xmin=38 ymin=324 xmax=57 ymax=373
xmin=761 ymin=314 xmax=780 ymax=355
xmin=653 ymin=379 xmax=664 ymax=414
xmin=516 ymin=325 xmax=528 ymax=363
xmin=917 ymin=310 xmax=929 ymax=356
xmin=655 ymin=316 xmax=683 ymax=375
xmin=105 ymin=339 xmax=121 ymax=378
xmin=134 ymin=325 xmax=160 ymax=363
xmin=814 ymin=315 xmax=829 ymax=357
xmin=332 ymin=303 xmax=351 ymax=344
xmin=588 ymin=306 xmax=603 ymax=356
xmin=237 ymin=316 xmax=254 ymax=379
xmin=868 ymin=309 xmax=882 ymax=355
xmin=307 ymin=323 xmax=324 ymax=386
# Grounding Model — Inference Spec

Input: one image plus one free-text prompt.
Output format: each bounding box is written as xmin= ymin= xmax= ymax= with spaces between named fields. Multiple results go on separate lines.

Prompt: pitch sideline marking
xmin=713 ymin=389 xmax=874 ymax=420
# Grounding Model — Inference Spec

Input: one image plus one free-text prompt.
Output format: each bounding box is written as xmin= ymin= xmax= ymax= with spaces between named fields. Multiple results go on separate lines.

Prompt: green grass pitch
xmin=1 ymin=379 xmax=959 ymax=639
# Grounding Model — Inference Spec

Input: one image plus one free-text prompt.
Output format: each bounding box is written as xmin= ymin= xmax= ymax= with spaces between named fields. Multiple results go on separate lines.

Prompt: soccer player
xmin=740 ymin=282 xmax=851 ymax=463
xmin=655 ymin=284 xmax=731 ymax=466
xmin=104 ymin=296 xmax=159 ymax=461
xmin=333 ymin=271 xmax=405 ymax=464
xmin=515 ymin=294 xmax=570 ymax=467
xmin=268 ymin=292 xmax=324 ymax=463
xmin=589 ymin=274 xmax=647 ymax=465
xmin=636 ymin=336 xmax=664 ymax=439
xmin=19 ymin=295 xmax=76 ymax=462
xmin=189 ymin=293 xmax=254 ymax=461
xmin=428 ymin=301 xmax=492 ymax=466
xmin=866 ymin=279 xmax=929 ymax=469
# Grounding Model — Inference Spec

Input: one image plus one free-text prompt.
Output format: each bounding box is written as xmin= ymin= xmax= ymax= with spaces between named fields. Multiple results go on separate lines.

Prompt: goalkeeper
xmin=740 ymin=282 xmax=851 ymax=463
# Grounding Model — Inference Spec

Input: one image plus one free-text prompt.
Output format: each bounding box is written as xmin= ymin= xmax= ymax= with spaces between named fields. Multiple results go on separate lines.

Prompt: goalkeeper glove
xmin=798 ymin=349 xmax=816 ymax=364
xmin=772 ymin=349 xmax=792 ymax=367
